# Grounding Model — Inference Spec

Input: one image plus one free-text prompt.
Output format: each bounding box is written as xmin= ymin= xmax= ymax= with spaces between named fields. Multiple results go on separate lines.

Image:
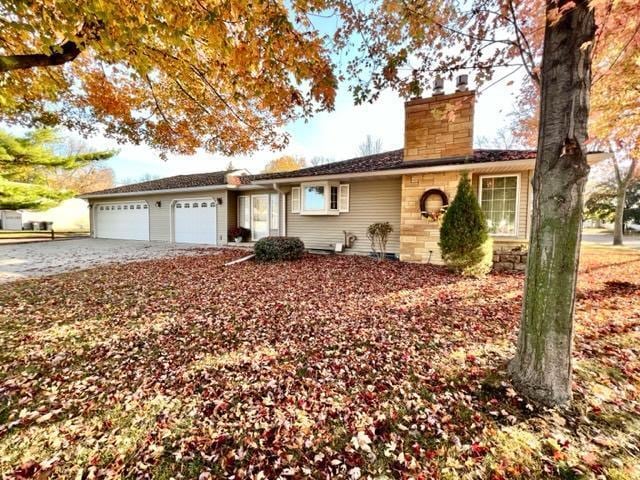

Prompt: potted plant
xmin=229 ymin=227 xmax=249 ymax=243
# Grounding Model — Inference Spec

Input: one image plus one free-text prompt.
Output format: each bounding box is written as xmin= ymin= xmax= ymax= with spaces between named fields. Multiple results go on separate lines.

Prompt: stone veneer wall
xmin=400 ymin=171 xmax=531 ymax=269
xmin=399 ymin=171 xmax=462 ymax=264
xmin=404 ymin=91 xmax=475 ymax=162
xmin=492 ymin=247 xmax=528 ymax=272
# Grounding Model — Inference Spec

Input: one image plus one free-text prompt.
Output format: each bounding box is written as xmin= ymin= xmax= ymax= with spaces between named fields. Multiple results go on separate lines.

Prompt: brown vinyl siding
xmin=286 ymin=178 xmax=402 ymax=255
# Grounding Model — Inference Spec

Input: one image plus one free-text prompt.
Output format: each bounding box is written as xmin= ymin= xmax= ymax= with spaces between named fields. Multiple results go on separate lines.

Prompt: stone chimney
xmin=404 ymin=76 xmax=475 ymax=162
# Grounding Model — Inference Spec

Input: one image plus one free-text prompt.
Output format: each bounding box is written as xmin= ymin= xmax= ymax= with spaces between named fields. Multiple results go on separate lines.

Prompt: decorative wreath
xmin=420 ymin=189 xmax=449 ymax=222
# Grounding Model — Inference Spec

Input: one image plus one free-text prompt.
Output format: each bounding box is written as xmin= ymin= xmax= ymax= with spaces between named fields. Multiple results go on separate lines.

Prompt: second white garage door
xmin=173 ymin=199 xmax=217 ymax=245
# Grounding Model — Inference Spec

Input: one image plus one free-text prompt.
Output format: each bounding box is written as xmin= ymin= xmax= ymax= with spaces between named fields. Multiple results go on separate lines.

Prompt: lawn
xmin=0 ymin=247 xmax=638 ymax=479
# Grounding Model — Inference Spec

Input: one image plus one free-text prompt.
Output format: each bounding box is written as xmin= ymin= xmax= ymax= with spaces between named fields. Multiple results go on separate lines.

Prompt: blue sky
xmin=91 ymin=69 xmax=527 ymax=184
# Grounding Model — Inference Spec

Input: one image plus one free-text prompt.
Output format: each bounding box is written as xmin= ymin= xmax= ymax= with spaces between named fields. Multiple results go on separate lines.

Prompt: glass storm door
xmin=251 ymin=195 xmax=269 ymax=241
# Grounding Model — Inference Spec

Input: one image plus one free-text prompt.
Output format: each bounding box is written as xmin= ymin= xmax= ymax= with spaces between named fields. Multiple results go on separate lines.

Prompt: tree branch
xmin=0 ymin=40 xmax=82 ymax=72
xmin=507 ymin=0 xmax=540 ymax=86
xmin=145 ymin=74 xmax=177 ymax=133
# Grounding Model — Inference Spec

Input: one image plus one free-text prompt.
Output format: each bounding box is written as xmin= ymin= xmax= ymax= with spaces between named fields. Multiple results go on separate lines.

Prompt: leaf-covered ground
xmin=0 ymin=246 xmax=638 ymax=479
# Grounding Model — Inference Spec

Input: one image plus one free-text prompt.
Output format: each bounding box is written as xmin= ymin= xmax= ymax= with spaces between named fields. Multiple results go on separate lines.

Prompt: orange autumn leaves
xmin=0 ymin=0 xmax=337 ymax=156
xmin=0 ymin=248 xmax=638 ymax=477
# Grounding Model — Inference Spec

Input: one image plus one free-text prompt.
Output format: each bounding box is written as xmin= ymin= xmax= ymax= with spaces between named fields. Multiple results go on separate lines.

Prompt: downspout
xmin=272 ymin=183 xmax=286 ymax=236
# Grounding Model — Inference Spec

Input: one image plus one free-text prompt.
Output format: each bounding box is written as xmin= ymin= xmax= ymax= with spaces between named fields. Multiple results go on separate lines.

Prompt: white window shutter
xmin=291 ymin=187 xmax=300 ymax=213
xmin=338 ymin=184 xmax=350 ymax=212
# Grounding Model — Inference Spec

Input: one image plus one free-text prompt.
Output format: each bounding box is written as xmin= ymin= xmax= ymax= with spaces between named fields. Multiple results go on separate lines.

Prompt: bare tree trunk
xmin=613 ymin=189 xmax=626 ymax=245
xmin=509 ymin=0 xmax=596 ymax=406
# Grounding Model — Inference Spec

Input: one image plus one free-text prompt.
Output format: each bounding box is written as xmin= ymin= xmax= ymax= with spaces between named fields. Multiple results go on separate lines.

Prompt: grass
xmin=0 ymin=245 xmax=638 ymax=478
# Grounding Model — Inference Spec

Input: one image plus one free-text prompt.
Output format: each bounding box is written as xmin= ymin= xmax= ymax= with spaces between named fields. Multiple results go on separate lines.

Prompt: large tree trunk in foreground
xmin=509 ymin=0 xmax=596 ymax=406
xmin=613 ymin=189 xmax=626 ymax=245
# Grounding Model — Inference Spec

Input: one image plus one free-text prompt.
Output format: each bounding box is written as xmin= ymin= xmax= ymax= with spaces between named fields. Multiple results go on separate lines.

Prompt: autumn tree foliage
xmin=263 ymin=155 xmax=307 ymax=173
xmin=45 ymin=140 xmax=115 ymax=194
xmin=585 ymin=155 xmax=640 ymax=236
xmin=0 ymin=1 xmax=337 ymax=156
xmin=0 ymin=129 xmax=114 ymax=210
xmin=507 ymin=0 xmax=640 ymax=245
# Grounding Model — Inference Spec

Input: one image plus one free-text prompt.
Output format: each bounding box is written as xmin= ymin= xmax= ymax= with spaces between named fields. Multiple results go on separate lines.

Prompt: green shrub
xmin=439 ymin=172 xmax=493 ymax=277
xmin=367 ymin=222 xmax=394 ymax=260
xmin=254 ymin=236 xmax=305 ymax=262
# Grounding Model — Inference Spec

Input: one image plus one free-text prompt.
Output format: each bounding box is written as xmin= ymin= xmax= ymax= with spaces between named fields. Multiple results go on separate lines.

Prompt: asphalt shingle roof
xmin=85 ymin=149 xmax=538 ymax=195
xmin=249 ymin=148 xmax=537 ymax=181
xmin=86 ymin=170 xmax=229 ymax=196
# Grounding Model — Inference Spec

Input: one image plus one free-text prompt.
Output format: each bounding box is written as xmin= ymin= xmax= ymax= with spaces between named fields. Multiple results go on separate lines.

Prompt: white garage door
xmin=174 ymin=199 xmax=217 ymax=245
xmin=95 ymin=202 xmax=149 ymax=241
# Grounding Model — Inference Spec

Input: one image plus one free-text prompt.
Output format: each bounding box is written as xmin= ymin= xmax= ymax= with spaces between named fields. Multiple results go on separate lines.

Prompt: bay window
xmin=292 ymin=182 xmax=349 ymax=215
xmin=479 ymin=174 xmax=520 ymax=236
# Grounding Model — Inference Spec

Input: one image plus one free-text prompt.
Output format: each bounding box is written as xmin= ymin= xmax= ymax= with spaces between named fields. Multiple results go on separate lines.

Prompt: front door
xmin=251 ymin=195 xmax=269 ymax=241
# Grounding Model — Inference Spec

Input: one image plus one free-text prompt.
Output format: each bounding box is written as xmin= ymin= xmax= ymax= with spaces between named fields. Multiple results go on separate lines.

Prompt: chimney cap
xmin=456 ymin=74 xmax=469 ymax=92
xmin=433 ymin=76 xmax=444 ymax=96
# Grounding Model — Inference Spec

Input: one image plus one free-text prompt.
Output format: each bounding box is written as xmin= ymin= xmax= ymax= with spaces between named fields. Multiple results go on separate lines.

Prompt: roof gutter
xmin=251 ymin=153 xmax=611 ymax=185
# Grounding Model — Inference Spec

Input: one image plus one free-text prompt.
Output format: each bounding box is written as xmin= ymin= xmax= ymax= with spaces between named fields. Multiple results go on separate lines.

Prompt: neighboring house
xmin=21 ymin=198 xmax=90 ymax=232
xmin=80 ymin=81 xmax=609 ymax=264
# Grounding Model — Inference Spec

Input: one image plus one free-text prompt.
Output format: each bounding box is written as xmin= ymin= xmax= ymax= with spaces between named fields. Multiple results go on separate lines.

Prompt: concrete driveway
xmin=0 ymin=238 xmax=220 ymax=284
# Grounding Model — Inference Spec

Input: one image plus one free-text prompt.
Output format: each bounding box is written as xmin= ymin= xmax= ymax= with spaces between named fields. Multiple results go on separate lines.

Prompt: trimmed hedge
xmin=254 ymin=236 xmax=305 ymax=262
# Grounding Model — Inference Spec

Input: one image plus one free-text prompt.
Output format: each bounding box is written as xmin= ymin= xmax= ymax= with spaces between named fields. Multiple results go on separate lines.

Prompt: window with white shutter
xmin=291 ymin=187 xmax=301 ymax=213
xmin=338 ymin=184 xmax=350 ymax=212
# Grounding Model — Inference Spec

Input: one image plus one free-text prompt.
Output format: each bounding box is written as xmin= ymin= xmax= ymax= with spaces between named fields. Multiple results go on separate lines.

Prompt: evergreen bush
xmin=439 ymin=172 xmax=493 ymax=277
xmin=254 ymin=236 xmax=305 ymax=262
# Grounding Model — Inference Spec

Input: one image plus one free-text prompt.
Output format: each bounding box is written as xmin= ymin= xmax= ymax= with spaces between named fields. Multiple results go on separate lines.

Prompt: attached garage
xmin=95 ymin=201 xmax=150 ymax=241
xmin=173 ymin=199 xmax=217 ymax=245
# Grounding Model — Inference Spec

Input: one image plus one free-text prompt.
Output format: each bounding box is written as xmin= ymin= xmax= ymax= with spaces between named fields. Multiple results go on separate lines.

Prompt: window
xmin=201 ymin=202 xmax=207 ymax=208
xmin=136 ymin=205 xmax=141 ymax=209
xmin=330 ymin=186 xmax=338 ymax=210
xmin=143 ymin=205 xmax=148 ymax=209
xmin=129 ymin=205 xmax=134 ymax=209
xmin=303 ymin=184 xmax=325 ymax=211
xmin=479 ymin=174 xmax=520 ymax=236
xmin=270 ymin=194 xmax=279 ymax=230
xmin=184 ymin=203 xmax=190 ymax=208
xmin=176 ymin=203 xmax=182 ymax=208
xmin=124 ymin=205 xmax=128 ymax=210
xmin=238 ymin=196 xmax=250 ymax=229
xmin=99 ymin=206 xmax=104 ymax=211
xmin=192 ymin=202 xmax=198 ymax=208
xmin=295 ymin=182 xmax=348 ymax=215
